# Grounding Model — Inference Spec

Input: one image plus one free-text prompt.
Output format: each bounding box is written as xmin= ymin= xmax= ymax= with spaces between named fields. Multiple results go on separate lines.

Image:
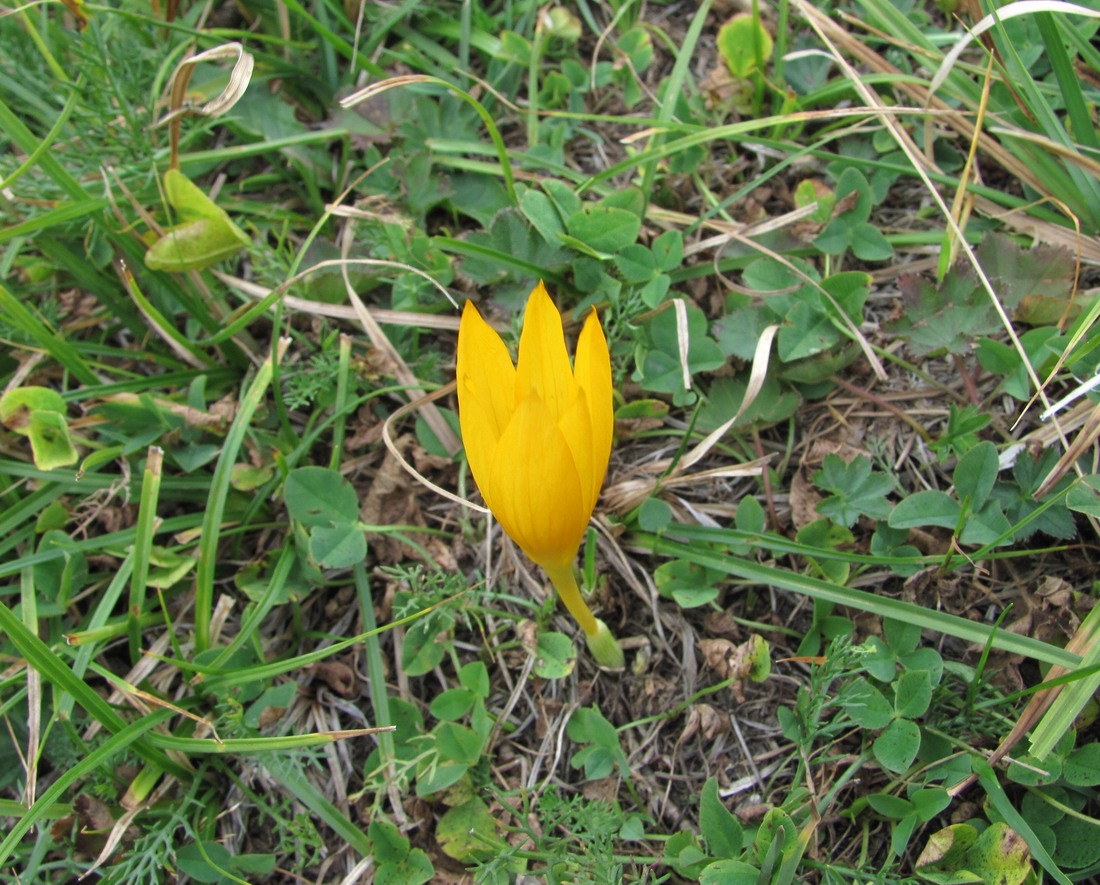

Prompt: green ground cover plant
xmin=5 ymin=0 xmax=1100 ymax=881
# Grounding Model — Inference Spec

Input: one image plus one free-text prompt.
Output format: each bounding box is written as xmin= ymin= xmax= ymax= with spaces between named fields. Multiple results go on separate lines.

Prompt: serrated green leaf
xmin=635 ymin=300 xmax=725 ymax=399
xmin=975 ymin=233 xmax=1076 ymax=317
xmin=458 ymin=208 xmax=569 ymax=283
xmin=884 ymin=268 xmax=997 ymax=356
xmin=698 ymin=374 xmax=801 ymax=432
xmin=814 ymin=454 xmax=895 ymax=526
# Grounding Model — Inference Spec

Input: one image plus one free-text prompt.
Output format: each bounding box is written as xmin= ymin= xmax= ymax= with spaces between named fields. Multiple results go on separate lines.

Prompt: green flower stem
xmin=586 ymin=618 xmax=625 ymax=670
xmin=545 ymin=564 xmax=598 ymax=635
xmin=545 ymin=565 xmax=624 ymax=669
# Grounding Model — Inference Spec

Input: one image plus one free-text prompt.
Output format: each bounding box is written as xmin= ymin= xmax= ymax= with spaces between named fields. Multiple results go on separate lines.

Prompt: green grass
xmin=4 ymin=0 xmax=1100 ymax=881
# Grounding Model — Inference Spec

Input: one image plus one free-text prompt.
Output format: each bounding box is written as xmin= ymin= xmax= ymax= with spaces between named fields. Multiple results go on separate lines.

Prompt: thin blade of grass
xmin=0 ymin=598 xmax=189 ymax=778
xmin=0 ymin=284 xmax=100 ymax=386
xmin=262 ymin=756 xmax=373 ymax=857
xmin=128 ymin=447 xmax=163 ymax=663
xmin=194 ymin=339 xmax=286 ymax=652
xmin=973 ymin=756 xmax=1072 ymax=885
xmin=0 ymin=709 xmax=175 ymax=869
xmin=643 ymin=532 xmax=1079 ymax=669
xmin=1029 ymin=603 xmax=1100 ymax=758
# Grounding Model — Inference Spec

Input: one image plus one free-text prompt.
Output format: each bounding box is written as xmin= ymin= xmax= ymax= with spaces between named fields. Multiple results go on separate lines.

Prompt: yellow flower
xmin=457 ymin=281 xmax=622 ymax=667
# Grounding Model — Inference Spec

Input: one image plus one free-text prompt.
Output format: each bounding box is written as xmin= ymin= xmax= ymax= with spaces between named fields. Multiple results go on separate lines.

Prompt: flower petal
xmin=489 ymin=391 xmax=587 ymax=572
xmin=515 ymin=281 xmax=575 ymax=423
xmin=457 ymin=388 xmax=503 ymax=512
xmin=457 ymin=300 xmax=517 ymax=503
xmin=573 ymin=308 xmax=614 ymax=494
xmin=557 ymin=386 xmax=598 ymax=513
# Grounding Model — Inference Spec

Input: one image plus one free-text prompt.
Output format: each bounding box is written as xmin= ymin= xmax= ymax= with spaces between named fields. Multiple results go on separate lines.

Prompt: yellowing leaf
xmin=145 ymin=169 xmax=249 ymax=272
xmin=717 ymin=14 xmax=773 ymax=79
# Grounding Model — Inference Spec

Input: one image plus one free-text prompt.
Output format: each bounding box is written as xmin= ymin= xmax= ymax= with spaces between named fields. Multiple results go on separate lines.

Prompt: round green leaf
xmin=26 ymin=410 xmax=79 ymax=471
xmin=638 ymin=496 xmax=673 ymax=532
xmin=962 ymin=821 xmax=1031 ymax=885
xmin=700 ymin=860 xmax=761 ymax=884
xmin=565 ymin=205 xmax=641 ymax=254
xmin=176 ymin=842 xmax=234 ymax=883
xmin=402 ymin=618 xmax=448 ymax=677
xmin=866 ymin=793 xmax=913 ymax=820
xmin=873 ymin=718 xmax=921 ymax=773
xmin=308 ymin=523 xmax=366 ymax=569
xmin=894 ymin=669 xmax=932 ymax=719
xmin=458 ymin=661 xmax=490 ymax=698
xmin=1006 ymin=752 xmax=1062 ymax=787
xmin=1062 ymin=742 xmax=1100 ymax=786
xmin=911 ymin=788 xmax=951 ymax=823
xmin=430 ymin=688 xmax=475 ymax=722
xmin=840 ymin=677 xmax=893 ymax=729
xmin=1052 ymin=813 xmax=1100 ymax=868
xmin=285 ymin=466 xmax=360 ymax=525
xmin=436 ymin=797 xmax=497 ymax=862
xmin=700 ymin=776 xmax=743 ymax=858
xmin=533 ymin=631 xmax=576 ymax=679
xmin=716 ymin=13 xmax=773 ymax=78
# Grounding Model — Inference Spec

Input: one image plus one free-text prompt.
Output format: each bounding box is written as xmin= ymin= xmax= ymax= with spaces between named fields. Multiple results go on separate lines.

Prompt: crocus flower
xmin=457 ymin=281 xmax=623 ymax=668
